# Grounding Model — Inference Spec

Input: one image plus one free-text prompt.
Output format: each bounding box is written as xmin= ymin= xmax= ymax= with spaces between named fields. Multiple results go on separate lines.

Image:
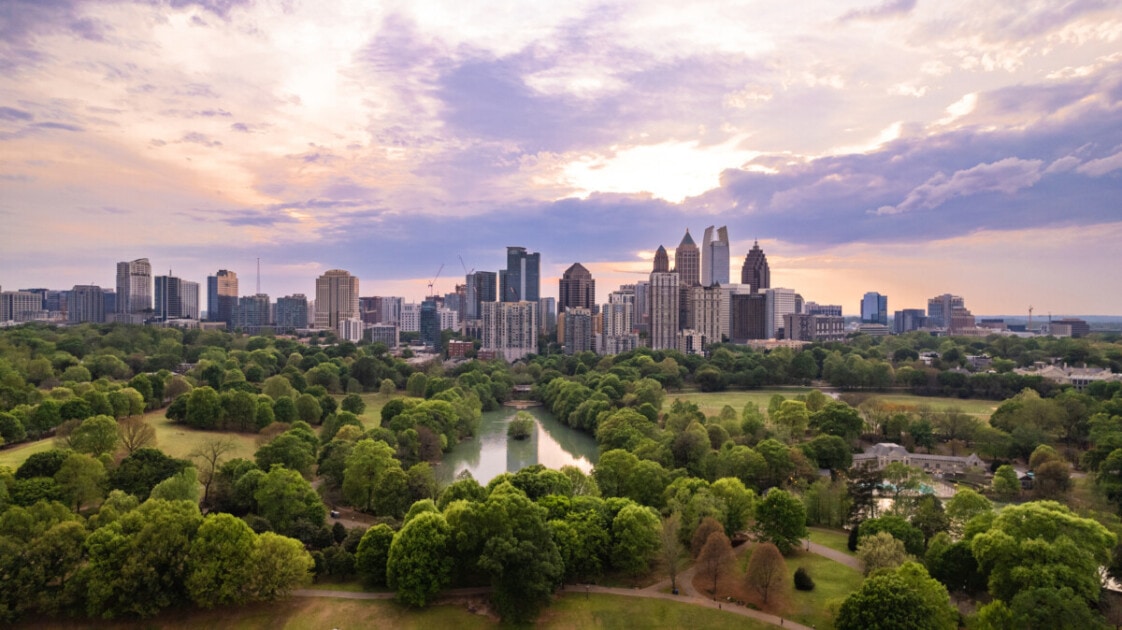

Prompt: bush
xmin=794 ymin=567 xmax=815 ymax=591
xmin=507 ymin=413 xmax=534 ymax=440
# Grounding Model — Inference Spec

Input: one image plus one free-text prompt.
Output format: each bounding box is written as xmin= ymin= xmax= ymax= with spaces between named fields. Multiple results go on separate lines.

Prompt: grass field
xmin=809 ymin=528 xmax=855 ymax=556
xmin=782 ymin=548 xmax=863 ymax=630
xmin=540 ymin=592 xmax=772 ymax=629
xmin=668 ymin=389 xmax=997 ymax=420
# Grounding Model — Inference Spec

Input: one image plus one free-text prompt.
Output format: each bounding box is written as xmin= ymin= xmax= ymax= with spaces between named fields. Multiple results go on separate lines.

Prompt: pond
xmin=433 ymin=406 xmax=600 ymax=486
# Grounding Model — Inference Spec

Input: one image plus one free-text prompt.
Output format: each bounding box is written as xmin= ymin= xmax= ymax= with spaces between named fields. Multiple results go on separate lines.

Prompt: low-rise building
xmin=853 ymin=443 xmax=985 ymax=474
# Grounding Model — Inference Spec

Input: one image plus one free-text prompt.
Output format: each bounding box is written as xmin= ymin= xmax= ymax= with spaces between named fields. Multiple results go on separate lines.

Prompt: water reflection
xmin=434 ymin=406 xmax=599 ymax=485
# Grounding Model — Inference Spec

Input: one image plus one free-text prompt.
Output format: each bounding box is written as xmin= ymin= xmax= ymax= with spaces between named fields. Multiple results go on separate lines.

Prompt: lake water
xmin=433 ymin=406 xmax=600 ymax=485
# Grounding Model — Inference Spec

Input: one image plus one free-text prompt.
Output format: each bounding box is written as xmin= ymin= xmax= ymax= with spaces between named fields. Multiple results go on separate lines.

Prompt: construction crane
xmin=428 ymin=263 xmax=444 ymax=297
xmin=458 ymin=255 xmax=474 ymax=277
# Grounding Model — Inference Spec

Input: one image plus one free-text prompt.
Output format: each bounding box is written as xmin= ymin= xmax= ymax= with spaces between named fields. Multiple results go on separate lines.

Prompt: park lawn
xmin=18 ymin=597 xmax=496 ymax=630
xmin=0 ymin=436 xmax=54 ymax=469
xmin=783 ymin=549 xmax=863 ymax=630
xmin=352 ymin=391 xmax=408 ymax=428
xmin=809 ymin=528 xmax=855 ymax=556
xmin=540 ymin=592 xmax=772 ymax=630
xmin=148 ymin=409 xmax=261 ymax=461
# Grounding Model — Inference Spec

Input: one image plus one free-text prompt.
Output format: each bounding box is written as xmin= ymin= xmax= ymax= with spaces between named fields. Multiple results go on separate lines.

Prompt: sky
xmin=2 ymin=0 xmax=1121 ymax=316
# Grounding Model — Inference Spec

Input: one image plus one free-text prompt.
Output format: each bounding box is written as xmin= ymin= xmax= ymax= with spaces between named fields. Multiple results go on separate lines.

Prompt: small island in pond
xmin=507 ymin=412 xmax=535 ymax=440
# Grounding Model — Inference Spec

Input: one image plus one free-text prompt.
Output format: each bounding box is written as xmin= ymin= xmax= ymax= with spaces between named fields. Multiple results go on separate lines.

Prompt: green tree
xmin=55 ymin=452 xmax=107 ymax=511
xmin=341 ymin=393 xmax=366 ymax=415
xmin=752 ymin=489 xmax=808 ymax=555
xmin=186 ymin=386 xmax=223 ymax=430
xmin=254 ymin=465 xmax=326 ymax=535
xmin=387 ymin=511 xmax=453 ymax=607
xmin=611 ymin=503 xmax=661 ymax=577
xmin=109 ymin=447 xmax=189 ymax=500
xmin=858 ymin=530 xmax=909 ymax=575
xmin=836 ymin=562 xmax=956 ymax=630
xmin=70 ymin=414 xmax=120 ymax=456
xmin=295 ymin=393 xmax=322 ymax=424
xmin=186 ymin=513 xmax=257 ymax=606
xmin=992 ymin=464 xmax=1021 ymax=501
xmin=342 ymin=438 xmax=402 ymax=513
xmin=150 ymin=467 xmax=201 ymax=503
xmin=355 ymin=523 xmax=396 ymax=588
xmin=379 ymin=378 xmax=396 ymax=397
xmin=248 ymin=532 xmax=314 ymax=600
xmin=859 ymin=515 xmax=925 ymax=556
xmin=944 ymin=488 xmax=993 ymax=538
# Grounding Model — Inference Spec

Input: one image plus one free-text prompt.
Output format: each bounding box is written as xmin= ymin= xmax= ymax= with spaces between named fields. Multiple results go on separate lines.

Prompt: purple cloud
xmin=874 ymin=158 xmax=1045 ymax=216
xmin=838 ymin=0 xmax=917 ymax=22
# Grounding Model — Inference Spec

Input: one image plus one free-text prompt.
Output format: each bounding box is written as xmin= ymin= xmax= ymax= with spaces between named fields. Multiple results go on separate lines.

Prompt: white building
xmin=338 ymin=318 xmax=364 ymax=342
xmin=481 ymin=301 xmax=538 ymax=362
xmin=765 ymin=287 xmax=797 ymax=339
xmin=649 ymin=272 xmax=679 ymax=350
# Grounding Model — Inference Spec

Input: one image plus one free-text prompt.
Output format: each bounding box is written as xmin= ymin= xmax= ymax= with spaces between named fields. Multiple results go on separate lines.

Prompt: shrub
xmin=794 ymin=566 xmax=816 ymax=591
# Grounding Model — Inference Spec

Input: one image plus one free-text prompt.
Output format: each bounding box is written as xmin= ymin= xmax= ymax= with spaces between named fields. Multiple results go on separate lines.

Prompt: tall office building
xmin=927 ymin=294 xmax=965 ymax=329
xmin=155 ymin=275 xmax=199 ymax=320
xmin=500 ymin=247 xmax=540 ymax=302
xmin=538 ymin=297 xmax=557 ymax=334
xmin=207 ymin=269 xmax=238 ymax=325
xmin=690 ymin=284 xmax=724 ymax=345
xmin=420 ymin=299 xmax=441 ymax=349
xmin=652 ymin=245 xmax=669 ymax=273
xmin=860 ymin=292 xmax=888 ymax=325
xmin=558 ymin=263 xmax=596 ymax=314
xmin=648 ymin=271 xmax=680 ymax=350
xmin=1 ymin=291 xmax=45 ymax=323
xmin=740 ymin=241 xmax=770 ymax=294
xmin=315 ymin=269 xmax=360 ymax=330
xmin=481 ymin=301 xmax=538 ymax=362
xmin=765 ymin=288 xmax=798 ymax=339
xmin=235 ymin=294 xmax=271 ymax=330
xmin=673 ymin=230 xmax=700 ymax=286
xmin=563 ymin=307 xmax=593 ymax=355
xmin=276 ymin=294 xmax=308 ymax=332
xmin=730 ymin=293 xmax=767 ymax=342
xmin=701 ymin=225 xmax=730 ymax=286
xmin=116 ymin=258 xmax=152 ymax=314
xmin=68 ymin=285 xmax=105 ymax=323
xmin=465 ymin=271 xmax=498 ymax=319
xmin=894 ymin=309 xmax=927 ymax=334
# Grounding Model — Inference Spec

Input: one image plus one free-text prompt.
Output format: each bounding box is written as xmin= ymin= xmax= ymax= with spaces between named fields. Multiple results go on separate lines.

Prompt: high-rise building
xmin=1 ymin=291 xmax=45 ymax=322
xmin=690 ymin=284 xmax=724 ymax=346
xmin=784 ymin=313 xmax=846 ymax=342
xmin=601 ymin=291 xmax=639 ymax=355
xmin=648 ymin=271 xmax=680 ymax=350
xmin=116 ymin=258 xmax=152 ymax=314
xmin=652 ymin=245 xmax=669 ymax=273
xmin=730 ymin=293 xmax=767 ymax=342
xmin=420 ymin=299 xmax=441 ymax=349
xmin=465 ymin=271 xmax=497 ymax=320
xmin=860 ymin=292 xmax=888 ymax=325
xmin=893 ymin=309 xmax=927 ymax=334
xmin=673 ymin=230 xmax=700 ymax=287
xmin=740 ymin=241 xmax=770 ymax=294
xmin=500 ymin=247 xmax=540 ymax=302
xmin=1055 ymin=318 xmax=1091 ymax=338
xmin=207 ymin=270 xmax=238 ymax=326
xmin=68 ymin=285 xmax=105 ymax=323
xmin=538 ymin=297 xmax=556 ymax=334
xmin=927 ymin=294 xmax=965 ymax=329
xmin=155 ymin=275 xmax=199 ymax=320
xmin=558 ymin=263 xmax=596 ymax=314
xmin=481 ymin=301 xmax=538 ymax=362
xmin=276 ymin=294 xmax=308 ymax=332
xmin=701 ymin=225 xmax=730 ymax=286
xmin=235 ymin=294 xmax=271 ymax=330
xmin=563 ymin=307 xmax=593 ymax=355
xmin=718 ymin=283 xmax=755 ymax=342
xmin=315 ymin=269 xmax=359 ymax=330
xmin=765 ymin=288 xmax=798 ymax=339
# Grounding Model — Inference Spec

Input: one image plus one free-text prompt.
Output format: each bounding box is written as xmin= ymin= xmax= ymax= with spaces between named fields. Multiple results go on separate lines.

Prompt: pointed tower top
xmin=679 ymin=229 xmax=696 ymax=248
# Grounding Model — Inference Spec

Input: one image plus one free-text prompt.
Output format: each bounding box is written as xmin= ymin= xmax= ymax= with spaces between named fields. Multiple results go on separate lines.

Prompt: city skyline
xmin=2 ymin=1 xmax=1121 ymax=316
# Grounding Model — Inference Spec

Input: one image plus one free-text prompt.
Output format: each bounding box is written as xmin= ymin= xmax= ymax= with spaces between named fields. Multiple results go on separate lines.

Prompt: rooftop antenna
xmin=256 ymin=258 xmax=261 ymax=295
xmin=1028 ymin=305 xmax=1033 ymax=330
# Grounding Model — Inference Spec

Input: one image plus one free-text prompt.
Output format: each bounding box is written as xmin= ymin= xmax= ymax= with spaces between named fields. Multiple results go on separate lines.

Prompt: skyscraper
xmin=420 ymin=298 xmax=441 ymax=349
xmin=465 ymin=271 xmax=498 ymax=320
xmin=652 ymin=245 xmax=669 ymax=273
xmin=235 ymin=294 xmax=271 ymax=330
xmin=673 ymin=230 xmax=700 ymax=286
xmin=740 ymin=241 xmax=770 ymax=294
xmin=68 ymin=285 xmax=105 ymax=323
xmin=648 ymin=270 xmax=680 ymax=350
xmin=315 ymin=269 xmax=360 ymax=330
xmin=481 ymin=301 xmax=538 ymax=362
xmin=116 ymin=258 xmax=152 ymax=314
xmin=765 ymin=288 xmax=797 ymax=339
xmin=276 ymin=294 xmax=308 ymax=332
xmin=861 ymin=292 xmax=888 ymax=325
xmin=207 ymin=269 xmax=238 ymax=325
xmin=927 ymin=294 xmax=965 ymax=329
xmin=558 ymin=262 xmax=596 ymax=314
xmin=701 ymin=225 xmax=730 ymax=286
xmin=155 ymin=274 xmax=199 ymax=320
xmin=500 ymin=247 xmax=540 ymax=302
xmin=562 ymin=307 xmax=593 ymax=355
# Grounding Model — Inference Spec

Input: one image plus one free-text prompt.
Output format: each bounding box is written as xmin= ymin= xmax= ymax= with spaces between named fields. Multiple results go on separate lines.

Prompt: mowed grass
xmin=782 ymin=549 xmax=863 ymax=630
xmin=670 ymin=389 xmax=997 ymax=421
xmin=540 ymin=592 xmax=773 ymax=630
xmin=809 ymin=528 xmax=856 ymax=556
xmin=17 ymin=597 xmax=497 ymax=630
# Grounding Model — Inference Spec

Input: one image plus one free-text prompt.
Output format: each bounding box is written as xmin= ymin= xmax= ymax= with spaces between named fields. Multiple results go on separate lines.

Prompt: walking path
xmin=295 ymin=533 xmax=859 ymax=630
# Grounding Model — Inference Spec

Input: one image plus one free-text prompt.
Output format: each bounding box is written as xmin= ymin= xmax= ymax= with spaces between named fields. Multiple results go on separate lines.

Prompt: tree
xmin=379 ymin=378 xmax=396 ymax=397
xmin=745 ymin=542 xmax=788 ymax=604
xmin=55 ymin=452 xmax=107 ymax=511
xmin=909 ymin=495 xmax=949 ymax=545
xmin=149 ymin=467 xmax=201 ymax=503
xmin=295 ymin=393 xmax=322 ymax=424
xmin=117 ymin=416 xmax=156 ymax=453
xmin=248 ymin=532 xmax=314 ymax=600
xmin=835 ymin=562 xmax=956 ymax=630
xmin=811 ymin=402 xmax=864 ymax=441
xmin=658 ymin=511 xmax=684 ymax=592
xmin=254 ymin=465 xmax=326 ymax=535
xmin=69 ymin=414 xmax=119 ymax=456
xmin=341 ymin=393 xmax=366 ymax=415
xmin=191 ymin=437 xmax=236 ymax=507
xmin=343 ymin=439 xmax=401 ymax=514
xmin=992 ymin=464 xmax=1020 ymax=501
xmin=186 ymin=513 xmax=257 ymax=607
xmin=691 ymin=516 xmax=725 ymax=558
xmin=971 ymin=501 xmax=1116 ymax=606
xmin=859 ymin=515 xmax=925 ymax=556
xmin=109 ymin=447 xmax=189 ymax=501
xmin=752 ymin=489 xmax=808 ymax=555
xmin=973 ymin=587 xmax=1108 ymax=630
xmin=944 ymin=488 xmax=992 ymax=538
xmin=186 ymin=386 xmax=223 ymax=429
xmin=387 ymin=511 xmax=453 ymax=607
xmin=255 ymin=432 xmax=316 ymax=478
xmin=697 ymin=529 xmax=734 ymax=595
xmin=858 ymin=530 xmax=909 ymax=575
xmin=611 ymin=503 xmax=661 ymax=577
xmin=924 ymin=532 xmax=986 ymax=594
xmin=355 ymin=523 xmax=395 ymax=588
xmin=772 ymin=400 xmax=810 ymax=438
xmin=1033 ymin=459 xmax=1072 ymax=500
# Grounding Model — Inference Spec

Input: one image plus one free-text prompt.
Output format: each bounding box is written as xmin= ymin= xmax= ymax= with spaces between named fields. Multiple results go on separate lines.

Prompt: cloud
xmin=1076 ymin=150 xmax=1122 ymax=176
xmin=32 ymin=121 xmax=84 ymax=132
xmin=0 ymin=106 xmax=33 ymax=121
xmin=179 ymin=131 xmax=221 ymax=147
xmin=874 ymin=158 xmax=1045 ymax=216
xmin=838 ymin=0 xmax=917 ymax=22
